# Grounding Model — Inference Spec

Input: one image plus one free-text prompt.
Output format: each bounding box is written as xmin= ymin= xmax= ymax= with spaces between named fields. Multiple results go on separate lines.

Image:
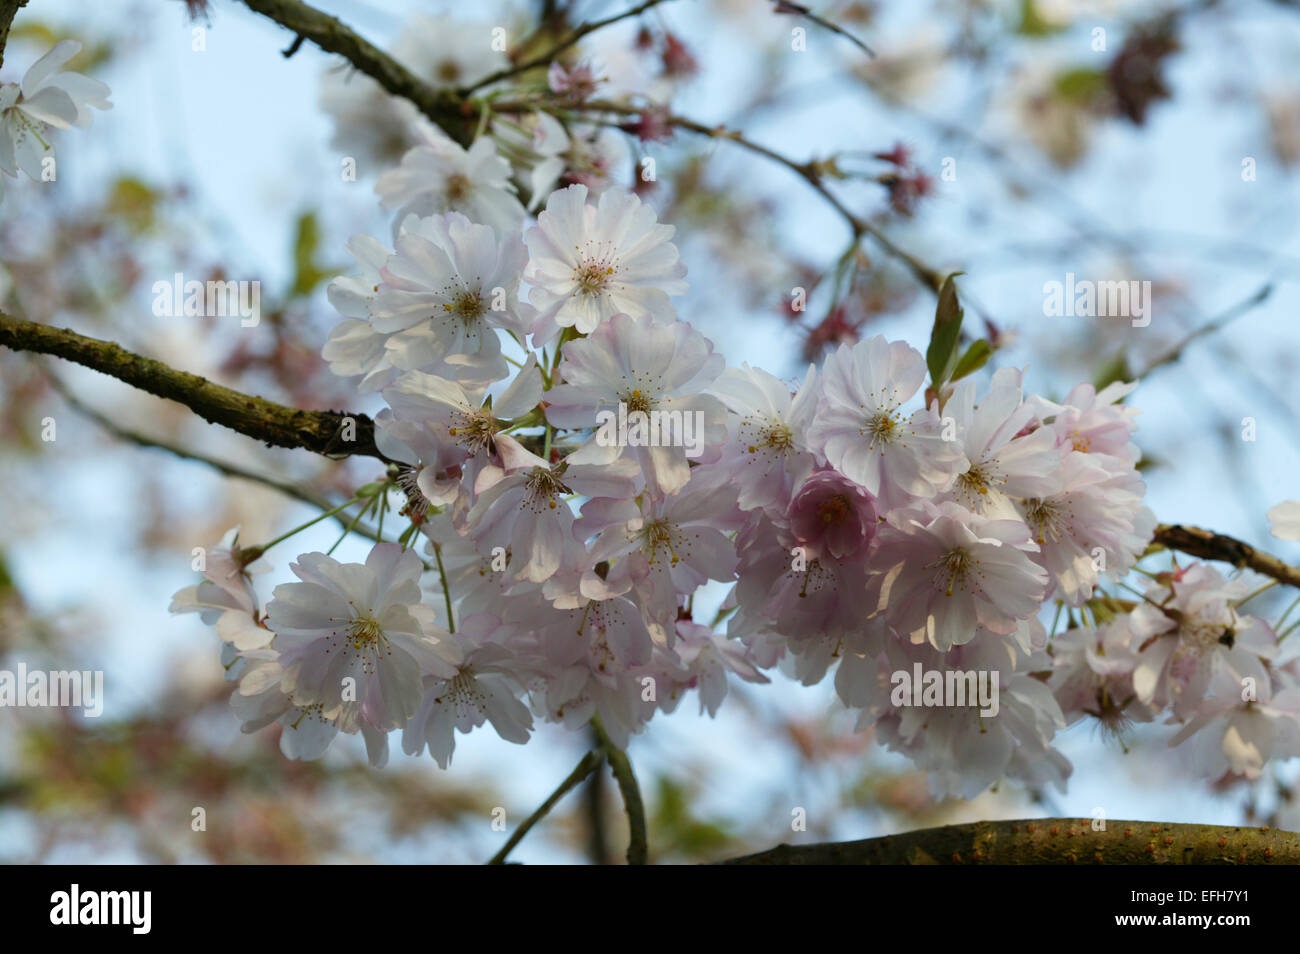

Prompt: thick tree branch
xmin=0 ymin=312 xmax=387 ymax=461
xmin=1152 ymin=523 xmax=1300 ymax=590
xmin=721 ymin=818 xmax=1300 ymax=864
xmin=235 ymin=0 xmax=474 ymax=145
xmin=0 ymin=0 xmax=29 ymax=70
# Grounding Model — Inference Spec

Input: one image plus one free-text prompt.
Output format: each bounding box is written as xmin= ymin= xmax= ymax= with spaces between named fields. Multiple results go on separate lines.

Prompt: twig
xmin=1135 ymin=283 xmax=1274 ymax=378
xmin=1151 ymin=523 xmax=1300 ymax=591
xmin=501 ymin=98 xmax=945 ymax=293
xmin=460 ymin=0 xmax=677 ymax=96
xmin=39 ymin=363 xmax=399 ymax=546
xmin=720 ymin=818 xmax=1300 ymax=864
xmin=487 ymin=750 xmax=604 ymax=864
xmin=591 ymin=717 xmax=648 ymax=865
xmin=771 ymin=0 xmax=875 ymax=58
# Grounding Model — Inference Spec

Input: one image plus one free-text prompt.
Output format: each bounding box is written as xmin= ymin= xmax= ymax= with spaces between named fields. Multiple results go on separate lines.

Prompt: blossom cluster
xmin=166 ymin=19 xmax=1300 ymax=798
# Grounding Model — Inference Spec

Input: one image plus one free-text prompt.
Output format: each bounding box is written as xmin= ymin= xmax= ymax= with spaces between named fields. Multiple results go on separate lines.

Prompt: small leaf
xmin=1092 ymin=352 xmax=1132 ymax=390
xmin=950 ymin=339 xmax=993 ymax=382
xmin=926 ymin=272 xmax=965 ymax=390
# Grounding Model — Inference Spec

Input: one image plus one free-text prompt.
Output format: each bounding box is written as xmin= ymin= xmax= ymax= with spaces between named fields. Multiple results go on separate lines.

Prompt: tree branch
xmin=1152 ymin=523 xmax=1300 ymax=590
xmin=0 ymin=0 xmax=29 ymax=71
xmin=235 ymin=0 xmax=474 ymax=145
xmin=0 ymin=312 xmax=387 ymax=461
xmin=720 ymin=818 xmax=1300 ymax=864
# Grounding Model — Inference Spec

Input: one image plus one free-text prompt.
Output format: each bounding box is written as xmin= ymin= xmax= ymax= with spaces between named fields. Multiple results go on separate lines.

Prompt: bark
xmin=721 ymin=818 xmax=1300 ymax=865
xmin=0 ymin=312 xmax=387 ymax=461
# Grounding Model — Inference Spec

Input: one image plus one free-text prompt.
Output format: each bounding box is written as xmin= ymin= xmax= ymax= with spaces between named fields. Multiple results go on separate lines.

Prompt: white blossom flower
xmin=169 ymin=528 xmax=271 ymax=651
xmin=807 ymin=335 xmax=965 ymax=510
xmin=523 ymin=184 xmax=687 ymax=342
xmin=322 ymin=233 xmax=399 ymax=392
xmin=376 ymin=130 xmax=525 ymax=238
xmin=320 ymin=16 xmax=508 ymax=168
xmin=544 ymin=311 xmax=727 ymax=496
xmin=0 ymin=40 xmax=111 ymax=202
xmin=865 ymin=500 xmax=1048 ymax=650
xmin=266 ymin=543 xmax=463 ymax=736
xmin=372 ymin=211 xmax=530 ymax=389
xmin=402 ymin=614 xmax=534 ymax=768
xmin=1268 ymin=500 xmax=1300 ymax=542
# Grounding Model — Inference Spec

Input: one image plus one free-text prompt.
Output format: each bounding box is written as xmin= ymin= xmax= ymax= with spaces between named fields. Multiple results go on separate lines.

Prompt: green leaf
xmin=950 ymin=339 xmax=993 ymax=382
xmin=289 ymin=212 xmax=331 ymax=298
xmin=1092 ymin=352 xmax=1132 ymax=390
xmin=1017 ymin=0 xmax=1065 ymax=36
xmin=926 ymin=272 xmax=965 ymax=390
xmin=1054 ymin=67 xmax=1107 ymax=103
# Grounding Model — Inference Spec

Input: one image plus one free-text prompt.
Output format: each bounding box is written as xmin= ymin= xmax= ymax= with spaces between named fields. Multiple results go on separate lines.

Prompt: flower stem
xmin=243 ymin=494 xmax=364 ymax=562
xmin=486 ymin=750 xmax=604 ymax=865
xmin=591 ymin=716 xmax=648 ymax=865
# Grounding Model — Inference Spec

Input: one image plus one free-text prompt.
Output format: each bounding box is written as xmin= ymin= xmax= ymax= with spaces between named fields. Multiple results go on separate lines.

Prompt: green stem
xmin=432 ymin=542 xmax=456 ymax=633
xmin=486 ymin=750 xmax=604 ymax=865
xmin=591 ymin=717 xmax=648 ymax=865
xmin=244 ymin=494 xmax=364 ymax=562
xmin=326 ymin=496 xmax=375 ymax=556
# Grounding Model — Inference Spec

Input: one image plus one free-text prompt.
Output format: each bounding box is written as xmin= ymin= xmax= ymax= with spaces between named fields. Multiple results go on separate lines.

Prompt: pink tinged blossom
xmin=372 ymin=211 xmax=530 ymax=390
xmin=942 ymin=367 xmax=1060 ymax=518
xmin=866 ymin=501 xmax=1048 ymax=650
xmin=707 ymin=362 xmax=818 ymax=516
xmin=545 ymin=311 xmax=727 ymax=496
xmin=1166 ymin=651 xmax=1300 ymax=781
xmin=523 ymin=184 xmax=687 ymax=342
xmin=378 ymin=357 xmax=547 ymax=506
xmin=1017 ymin=450 xmax=1153 ymax=606
xmin=376 ymin=132 xmax=525 ymax=238
xmin=581 ymin=469 xmax=744 ymax=637
xmin=1036 ymin=379 xmax=1141 ymax=463
xmin=401 ymin=614 xmax=533 ymax=768
xmin=266 ymin=544 xmax=463 ymax=737
xmin=727 ymin=515 xmax=873 ymax=656
xmin=1131 ymin=565 xmax=1276 ymax=720
xmin=1048 ymin=618 xmax=1154 ymax=731
xmin=786 ymin=467 xmax=879 ymax=561
xmin=323 ymin=233 xmax=400 ymax=392
xmin=169 ymin=528 xmax=271 ymax=651
xmin=659 ymin=621 xmax=769 ymax=716
xmin=465 ymin=452 xmax=641 ymax=584
xmin=806 ymin=335 xmax=966 ymax=509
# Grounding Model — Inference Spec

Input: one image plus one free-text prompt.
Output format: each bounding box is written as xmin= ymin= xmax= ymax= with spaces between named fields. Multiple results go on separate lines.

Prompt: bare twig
xmin=487 ymin=750 xmax=604 ymax=865
xmin=460 ymin=0 xmax=677 ymax=96
xmin=772 ymin=0 xmax=875 ymax=58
